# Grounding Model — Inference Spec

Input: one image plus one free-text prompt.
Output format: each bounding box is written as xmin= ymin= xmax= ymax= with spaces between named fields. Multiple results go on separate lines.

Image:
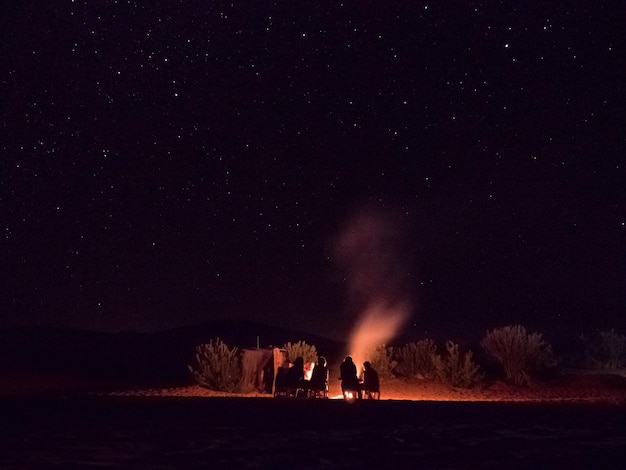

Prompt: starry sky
xmin=2 ymin=1 xmax=624 ymax=341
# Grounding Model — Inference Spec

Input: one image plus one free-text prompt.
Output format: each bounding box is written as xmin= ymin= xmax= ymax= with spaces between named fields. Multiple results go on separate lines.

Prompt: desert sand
xmin=2 ymin=371 xmax=625 ymax=468
xmin=107 ymin=372 xmax=626 ymax=404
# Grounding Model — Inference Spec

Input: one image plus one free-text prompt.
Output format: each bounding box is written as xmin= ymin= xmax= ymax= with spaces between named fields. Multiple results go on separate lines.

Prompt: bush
xmin=283 ymin=340 xmax=318 ymax=364
xmin=187 ymin=338 xmax=243 ymax=392
xmin=432 ymin=341 xmax=483 ymax=388
xmin=581 ymin=329 xmax=626 ymax=369
xmin=393 ymin=339 xmax=437 ymax=378
xmin=481 ymin=325 xmax=557 ymax=386
xmin=367 ymin=343 xmax=394 ymax=379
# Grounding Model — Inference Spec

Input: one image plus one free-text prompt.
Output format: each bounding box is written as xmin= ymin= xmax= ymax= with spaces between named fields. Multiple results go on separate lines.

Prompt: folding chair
xmin=362 ymin=388 xmax=380 ymax=400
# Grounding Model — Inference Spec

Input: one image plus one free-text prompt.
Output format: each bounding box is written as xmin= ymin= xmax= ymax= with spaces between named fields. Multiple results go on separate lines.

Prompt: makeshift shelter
xmin=241 ymin=347 xmax=285 ymax=394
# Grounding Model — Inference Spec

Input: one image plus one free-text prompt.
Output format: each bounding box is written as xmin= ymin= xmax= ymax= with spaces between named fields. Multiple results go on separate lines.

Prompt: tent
xmin=241 ymin=347 xmax=285 ymax=394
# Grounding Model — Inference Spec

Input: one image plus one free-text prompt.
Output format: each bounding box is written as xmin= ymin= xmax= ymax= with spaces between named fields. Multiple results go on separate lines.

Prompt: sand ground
xmin=105 ymin=371 xmax=626 ymax=404
xmin=1 ymin=371 xmax=625 ymax=468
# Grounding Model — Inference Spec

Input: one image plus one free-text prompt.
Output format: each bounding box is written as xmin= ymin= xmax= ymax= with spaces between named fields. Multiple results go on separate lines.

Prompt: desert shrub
xmin=481 ymin=325 xmax=557 ymax=386
xmin=581 ymin=329 xmax=626 ymax=369
xmin=393 ymin=339 xmax=436 ymax=378
xmin=188 ymin=338 xmax=243 ymax=393
xmin=431 ymin=341 xmax=483 ymax=388
xmin=366 ymin=343 xmax=394 ymax=379
xmin=283 ymin=340 xmax=318 ymax=364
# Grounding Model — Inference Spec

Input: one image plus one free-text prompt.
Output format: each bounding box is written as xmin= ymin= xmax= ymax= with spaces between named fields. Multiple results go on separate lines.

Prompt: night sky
xmin=2 ymin=2 xmax=624 ymax=341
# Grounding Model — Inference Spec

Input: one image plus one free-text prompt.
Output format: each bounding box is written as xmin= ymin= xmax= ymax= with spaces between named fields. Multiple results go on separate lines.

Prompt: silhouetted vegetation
xmin=392 ymin=339 xmax=437 ymax=378
xmin=580 ymin=329 xmax=626 ymax=369
xmin=188 ymin=338 xmax=243 ymax=392
xmin=283 ymin=340 xmax=318 ymax=364
xmin=481 ymin=325 xmax=557 ymax=385
xmin=431 ymin=341 xmax=484 ymax=388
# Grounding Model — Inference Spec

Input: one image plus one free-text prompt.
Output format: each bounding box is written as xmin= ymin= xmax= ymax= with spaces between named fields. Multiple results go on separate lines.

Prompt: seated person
xmin=361 ymin=361 xmax=380 ymax=399
xmin=309 ymin=356 xmax=329 ymax=396
xmin=339 ymin=356 xmax=361 ymax=399
xmin=284 ymin=356 xmax=306 ymax=396
xmin=274 ymin=361 xmax=290 ymax=396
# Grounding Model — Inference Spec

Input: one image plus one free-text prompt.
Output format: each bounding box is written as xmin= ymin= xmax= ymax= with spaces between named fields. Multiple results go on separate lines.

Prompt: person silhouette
xmin=339 ymin=356 xmax=361 ymax=399
xmin=285 ymin=356 xmax=306 ymax=397
xmin=309 ymin=356 xmax=329 ymax=398
xmin=361 ymin=361 xmax=380 ymax=399
xmin=273 ymin=361 xmax=290 ymax=397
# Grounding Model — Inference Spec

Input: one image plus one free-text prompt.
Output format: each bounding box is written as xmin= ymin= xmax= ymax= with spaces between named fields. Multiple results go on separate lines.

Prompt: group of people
xmin=274 ymin=354 xmax=380 ymax=400
xmin=339 ymin=356 xmax=380 ymax=400
xmin=275 ymin=356 xmax=329 ymax=398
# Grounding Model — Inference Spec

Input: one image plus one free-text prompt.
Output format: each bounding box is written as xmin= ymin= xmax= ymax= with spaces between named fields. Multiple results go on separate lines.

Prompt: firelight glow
xmin=347 ymin=301 xmax=410 ymax=370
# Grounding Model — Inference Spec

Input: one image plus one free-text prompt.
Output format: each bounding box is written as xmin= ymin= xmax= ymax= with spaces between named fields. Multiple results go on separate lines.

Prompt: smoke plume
xmin=333 ymin=206 xmax=413 ymax=368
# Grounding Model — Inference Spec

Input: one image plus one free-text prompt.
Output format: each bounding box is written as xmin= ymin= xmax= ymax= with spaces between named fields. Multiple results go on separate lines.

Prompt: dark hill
xmin=0 ymin=322 xmax=345 ymax=388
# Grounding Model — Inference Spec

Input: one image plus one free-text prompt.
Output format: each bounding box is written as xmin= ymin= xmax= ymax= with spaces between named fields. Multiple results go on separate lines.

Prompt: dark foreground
xmin=1 ymin=396 xmax=625 ymax=469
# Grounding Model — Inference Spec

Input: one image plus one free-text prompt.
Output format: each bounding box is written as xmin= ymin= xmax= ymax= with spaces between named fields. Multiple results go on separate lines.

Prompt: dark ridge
xmin=0 ymin=322 xmax=345 ymax=388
